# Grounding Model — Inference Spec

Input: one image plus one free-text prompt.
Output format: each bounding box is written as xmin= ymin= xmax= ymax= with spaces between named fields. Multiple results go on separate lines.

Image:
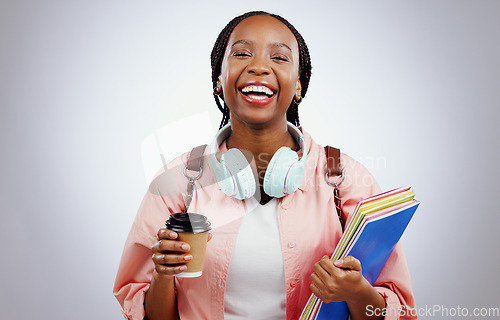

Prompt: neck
xmin=226 ymin=119 xmax=297 ymax=160
xmin=226 ymin=118 xmax=297 ymax=189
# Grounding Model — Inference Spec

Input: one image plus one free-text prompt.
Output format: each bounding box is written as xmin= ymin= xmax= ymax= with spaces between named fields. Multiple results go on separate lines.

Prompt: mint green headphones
xmin=210 ymin=122 xmax=307 ymax=200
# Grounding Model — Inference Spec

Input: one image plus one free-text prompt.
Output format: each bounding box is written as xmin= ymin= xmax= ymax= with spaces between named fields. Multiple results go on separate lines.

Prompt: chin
xmin=236 ymin=115 xmax=286 ymax=129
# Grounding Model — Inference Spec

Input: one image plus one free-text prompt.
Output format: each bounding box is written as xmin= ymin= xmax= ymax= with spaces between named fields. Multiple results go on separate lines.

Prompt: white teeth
xmin=241 ymin=85 xmax=274 ymax=96
xmin=247 ymin=94 xmax=267 ymax=100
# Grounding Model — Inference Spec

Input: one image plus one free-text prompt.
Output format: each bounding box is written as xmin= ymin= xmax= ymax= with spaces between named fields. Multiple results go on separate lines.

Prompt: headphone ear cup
xmin=221 ymin=148 xmax=256 ymax=200
xmin=216 ymin=160 xmax=236 ymax=198
xmin=285 ymin=152 xmax=305 ymax=193
xmin=263 ymin=147 xmax=298 ymax=198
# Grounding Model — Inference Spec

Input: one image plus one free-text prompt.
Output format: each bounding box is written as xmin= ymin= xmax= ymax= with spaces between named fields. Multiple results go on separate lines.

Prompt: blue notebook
xmin=314 ymin=201 xmax=419 ymax=320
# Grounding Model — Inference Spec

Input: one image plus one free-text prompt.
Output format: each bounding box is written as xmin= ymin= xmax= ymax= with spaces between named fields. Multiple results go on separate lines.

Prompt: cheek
xmin=280 ymin=72 xmax=300 ymax=96
xmin=220 ymin=61 xmax=237 ymax=92
xmin=219 ymin=61 xmax=228 ymax=87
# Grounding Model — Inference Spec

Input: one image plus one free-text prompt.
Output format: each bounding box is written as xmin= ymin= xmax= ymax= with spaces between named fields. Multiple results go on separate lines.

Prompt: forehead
xmin=228 ymin=15 xmax=298 ymax=50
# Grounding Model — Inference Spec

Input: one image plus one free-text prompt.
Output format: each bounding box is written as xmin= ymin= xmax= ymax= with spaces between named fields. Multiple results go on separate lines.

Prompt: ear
xmin=216 ymin=75 xmax=222 ymax=89
xmin=295 ymin=79 xmax=302 ymax=99
xmin=214 ymin=75 xmax=223 ymax=96
xmin=217 ymin=74 xmax=223 ymax=90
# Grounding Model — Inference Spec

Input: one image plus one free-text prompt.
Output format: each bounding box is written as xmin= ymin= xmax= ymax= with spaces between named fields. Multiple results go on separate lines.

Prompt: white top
xmin=223 ymin=197 xmax=287 ymax=319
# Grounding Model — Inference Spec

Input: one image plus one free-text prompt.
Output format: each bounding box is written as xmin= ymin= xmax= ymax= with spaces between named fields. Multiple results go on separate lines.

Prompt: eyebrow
xmin=271 ymin=42 xmax=292 ymax=52
xmin=231 ymin=40 xmax=292 ymax=52
xmin=231 ymin=39 xmax=252 ymax=47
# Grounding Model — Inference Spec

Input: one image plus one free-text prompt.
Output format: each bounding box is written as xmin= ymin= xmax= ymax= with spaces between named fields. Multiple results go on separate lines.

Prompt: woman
xmin=114 ymin=11 xmax=416 ymax=320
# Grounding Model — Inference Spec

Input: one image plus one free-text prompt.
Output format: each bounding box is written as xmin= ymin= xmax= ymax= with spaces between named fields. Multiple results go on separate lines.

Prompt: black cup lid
xmin=165 ymin=212 xmax=212 ymax=233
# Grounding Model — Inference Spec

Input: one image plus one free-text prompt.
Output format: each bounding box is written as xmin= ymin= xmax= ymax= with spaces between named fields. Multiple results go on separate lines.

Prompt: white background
xmin=1 ymin=1 xmax=499 ymax=319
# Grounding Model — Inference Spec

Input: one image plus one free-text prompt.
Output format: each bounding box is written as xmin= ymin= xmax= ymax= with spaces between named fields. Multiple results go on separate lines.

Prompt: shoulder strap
xmin=187 ymin=144 xmax=208 ymax=172
xmin=325 ymin=145 xmax=342 ymax=176
xmin=325 ymin=145 xmax=345 ymax=231
xmin=184 ymin=144 xmax=207 ymax=213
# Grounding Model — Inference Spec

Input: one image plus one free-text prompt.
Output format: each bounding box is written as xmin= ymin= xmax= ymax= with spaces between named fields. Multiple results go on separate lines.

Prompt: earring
xmin=294 ymin=94 xmax=302 ymax=105
xmin=214 ymin=84 xmax=222 ymax=96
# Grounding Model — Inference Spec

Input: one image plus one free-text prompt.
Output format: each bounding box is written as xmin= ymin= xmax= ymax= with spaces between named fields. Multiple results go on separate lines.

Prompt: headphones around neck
xmin=210 ymin=122 xmax=308 ymax=200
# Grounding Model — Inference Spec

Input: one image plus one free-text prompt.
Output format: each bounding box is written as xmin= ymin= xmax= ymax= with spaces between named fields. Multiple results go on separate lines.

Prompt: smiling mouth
xmin=240 ymin=85 xmax=275 ymax=100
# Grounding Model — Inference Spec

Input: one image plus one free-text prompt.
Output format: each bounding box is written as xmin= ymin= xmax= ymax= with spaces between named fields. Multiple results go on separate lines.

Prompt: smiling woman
xmin=218 ymin=15 xmax=301 ymax=127
xmin=211 ymin=11 xmax=312 ymax=130
xmin=113 ymin=10 xmax=416 ymax=320
xmin=216 ymin=15 xmax=304 ymax=195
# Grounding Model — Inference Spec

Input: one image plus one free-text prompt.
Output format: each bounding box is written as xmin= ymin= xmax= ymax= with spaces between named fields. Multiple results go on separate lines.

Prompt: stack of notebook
xmin=299 ymin=186 xmax=419 ymax=320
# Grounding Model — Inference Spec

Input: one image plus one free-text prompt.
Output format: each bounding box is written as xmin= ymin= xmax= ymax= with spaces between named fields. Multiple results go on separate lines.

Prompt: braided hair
xmin=210 ymin=11 xmax=312 ymax=129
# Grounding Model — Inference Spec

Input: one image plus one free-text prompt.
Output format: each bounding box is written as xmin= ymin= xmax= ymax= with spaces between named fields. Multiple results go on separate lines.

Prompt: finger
xmin=310 ymin=271 xmax=326 ymax=289
xmin=312 ymin=261 xmax=333 ymax=285
xmin=157 ymin=228 xmax=178 ymax=240
xmin=152 ymin=239 xmax=191 ymax=253
xmin=309 ymin=277 xmax=334 ymax=303
xmin=152 ymin=252 xmax=193 ymax=266
xmin=334 ymin=255 xmax=361 ymax=271
xmin=155 ymin=263 xmax=187 ymax=275
xmin=309 ymin=281 xmax=322 ymax=299
xmin=318 ymin=256 xmax=340 ymax=278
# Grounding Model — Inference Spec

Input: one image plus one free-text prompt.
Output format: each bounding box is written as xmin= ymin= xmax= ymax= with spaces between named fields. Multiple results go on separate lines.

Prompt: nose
xmin=247 ymin=55 xmax=271 ymax=75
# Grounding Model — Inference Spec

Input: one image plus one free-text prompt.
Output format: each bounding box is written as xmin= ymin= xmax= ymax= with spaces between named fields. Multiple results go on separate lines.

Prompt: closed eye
xmin=272 ymin=56 xmax=290 ymax=62
xmin=232 ymin=52 xmax=251 ymax=57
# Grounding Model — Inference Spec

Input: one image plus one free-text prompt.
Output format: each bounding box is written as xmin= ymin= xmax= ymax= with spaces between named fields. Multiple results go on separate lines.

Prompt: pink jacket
xmin=113 ymin=130 xmax=416 ymax=320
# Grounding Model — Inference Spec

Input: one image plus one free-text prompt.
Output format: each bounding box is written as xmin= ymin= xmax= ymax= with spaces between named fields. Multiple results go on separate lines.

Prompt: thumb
xmin=334 ymin=255 xmax=361 ymax=271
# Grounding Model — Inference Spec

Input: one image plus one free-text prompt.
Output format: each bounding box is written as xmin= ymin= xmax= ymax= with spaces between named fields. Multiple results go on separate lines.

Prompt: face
xmin=219 ymin=15 xmax=301 ymax=127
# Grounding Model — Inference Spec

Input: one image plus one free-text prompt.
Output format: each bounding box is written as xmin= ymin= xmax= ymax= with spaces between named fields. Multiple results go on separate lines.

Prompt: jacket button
xmin=288 ymin=241 xmax=296 ymax=248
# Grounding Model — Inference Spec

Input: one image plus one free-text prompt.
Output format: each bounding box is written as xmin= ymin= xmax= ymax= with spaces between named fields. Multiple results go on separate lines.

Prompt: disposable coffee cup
xmin=165 ymin=212 xmax=211 ymax=278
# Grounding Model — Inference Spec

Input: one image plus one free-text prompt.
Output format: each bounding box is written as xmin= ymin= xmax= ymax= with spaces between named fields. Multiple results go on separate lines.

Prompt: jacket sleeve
xmin=113 ymin=159 xmax=187 ymax=319
xmin=372 ymin=243 xmax=416 ymax=320
xmin=340 ymin=154 xmax=417 ymax=320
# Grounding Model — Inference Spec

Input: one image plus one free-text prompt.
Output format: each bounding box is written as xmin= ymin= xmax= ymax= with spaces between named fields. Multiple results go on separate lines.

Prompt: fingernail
xmin=179 ymin=266 xmax=187 ymax=271
xmin=168 ymin=232 xmax=177 ymax=238
xmin=184 ymin=255 xmax=192 ymax=261
xmin=181 ymin=244 xmax=190 ymax=251
xmin=334 ymin=259 xmax=343 ymax=267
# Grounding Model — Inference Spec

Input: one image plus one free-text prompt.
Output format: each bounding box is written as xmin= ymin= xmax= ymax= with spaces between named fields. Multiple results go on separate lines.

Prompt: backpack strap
xmin=183 ymin=144 xmax=207 ymax=212
xmin=325 ymin=145 xmax=345 ymax=231
xmin=187 ymin=144 xmax=208 ymax=172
